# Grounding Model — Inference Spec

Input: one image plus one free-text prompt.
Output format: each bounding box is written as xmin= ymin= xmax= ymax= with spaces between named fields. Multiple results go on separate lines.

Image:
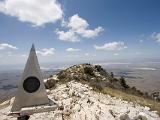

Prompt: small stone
xmin=89 ymin=87 xmax=92 ymax=90
xmin=134 ymin=112 xmax=148 ymax=120
xmin=61 ymin=94 xmax=68 ymax=99
xmin=10 ymin=97 xmax=15 ymax=105
xmin=119 ymin=114 xmax=130 ymax=120
xmin=58 ymin=106 xmax=64 ymax=110
xmin=84 ymin=84 xmax=89 ymax=88
xmin=68 ymin=89 xmax=74 ymax=97
xmin=144 ymin=106 xmax=150 ymax=111
xmin=63 ymin=109 xmax=72 ymax=116
xmin=139 ymin=113 xmax=148 ymax=120
xmin=46 ymin=89 xmax=51 ymax=94
xmin=54 ymin=96 xmax=59 ymax=101
xmin=109 ymin=109 xmax=117 ymax=118
xmin=73 ymin=104 xmax=81 ymax=112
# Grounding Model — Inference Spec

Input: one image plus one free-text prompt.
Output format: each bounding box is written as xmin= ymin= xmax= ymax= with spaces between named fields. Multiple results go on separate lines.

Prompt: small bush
xmin=90 ymin=81 xmax=103 ymax=92
xmin=95 ymin=65 xmax=102 ymax=72
xmin=84 ymin=66 xmax=95 ymax=76
xmin=110 ymin=72 xmax=114 ymax=78
xmin=57 ymin=71 xmax=66 ymax=80
xmin=110 ymin=78 xmax=119 ymax=83
xmin=49 ymin=75 xmax=53 ymax=78
xmin=119 ymin=76 xmax=129 ymax=89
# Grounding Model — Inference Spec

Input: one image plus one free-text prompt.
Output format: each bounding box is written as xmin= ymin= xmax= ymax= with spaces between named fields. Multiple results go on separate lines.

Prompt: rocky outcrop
xmin=44 ymin=64 xmax=124 ymax=90
xmin=44 ymin=64 xmax=145 ymax=98
xmin=0 ymin=81 xmax=159 ymax=120
xmin=57 ymin=64 xmax=111 ymax=81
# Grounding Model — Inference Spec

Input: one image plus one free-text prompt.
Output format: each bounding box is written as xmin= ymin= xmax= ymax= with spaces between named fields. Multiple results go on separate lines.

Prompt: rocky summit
xmin=0 ymin=64 xmax=160 ymax=120
xmin=0 ymin=81 xmax=159 ymax=120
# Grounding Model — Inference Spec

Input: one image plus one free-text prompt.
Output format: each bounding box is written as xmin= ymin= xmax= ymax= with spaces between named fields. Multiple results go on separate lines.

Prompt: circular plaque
xmin=23 ymin=76 xmax=40 ymax=93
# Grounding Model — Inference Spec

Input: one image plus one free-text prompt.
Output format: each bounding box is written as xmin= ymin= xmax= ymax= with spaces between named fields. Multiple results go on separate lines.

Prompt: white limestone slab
xmin=9 ymin=104 xmax=58 ymax=117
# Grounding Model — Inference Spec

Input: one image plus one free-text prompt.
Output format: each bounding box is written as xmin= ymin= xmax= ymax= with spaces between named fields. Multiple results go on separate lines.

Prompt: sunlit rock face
xmin=0 ymin=81 xmax=160 ymax=120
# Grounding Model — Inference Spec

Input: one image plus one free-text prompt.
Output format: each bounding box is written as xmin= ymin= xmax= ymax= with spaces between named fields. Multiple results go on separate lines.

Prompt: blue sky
xmin=0 ymin=0 xmax=160 ymax=66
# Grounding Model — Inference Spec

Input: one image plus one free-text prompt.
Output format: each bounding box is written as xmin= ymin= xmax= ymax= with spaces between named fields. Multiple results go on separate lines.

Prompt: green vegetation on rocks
xmin=45 ymin=63 xmax=152 ymax=98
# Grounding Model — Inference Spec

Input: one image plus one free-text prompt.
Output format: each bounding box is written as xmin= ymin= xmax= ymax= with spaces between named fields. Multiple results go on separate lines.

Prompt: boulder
xmin=44 ymin=78 xmax=56 ymax=89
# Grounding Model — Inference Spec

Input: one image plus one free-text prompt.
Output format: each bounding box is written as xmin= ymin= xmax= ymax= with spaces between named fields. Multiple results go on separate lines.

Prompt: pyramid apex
xmin=31 ymin=44 xmax=35 ymax=51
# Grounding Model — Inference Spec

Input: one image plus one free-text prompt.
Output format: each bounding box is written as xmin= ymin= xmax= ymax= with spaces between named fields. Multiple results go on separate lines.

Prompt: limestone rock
xmin=119 ymin=114 xmax=130 ymax=120
xmin=0 ymin=81 xmax=159 ymax=120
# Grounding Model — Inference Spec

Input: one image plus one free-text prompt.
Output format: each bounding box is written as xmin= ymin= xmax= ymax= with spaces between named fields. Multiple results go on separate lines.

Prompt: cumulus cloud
xmin=94 ymin=41 xmax=127 ymax=51
xmin=113 ymin=53 xmax=119 ymax=56
xmin=66 ymin=48 xmax=81 ymax=52
xmin=56 ymin=14 xmax=104 ymax=42
xmin=68 ymin=14 xmax=89 ymax=30
xmin=68 ymin=14 xmax=104 ymax=38
xmin=0 ymin=0 xmax=63 ymax=26
xmin=76 ymin=27 xmax=103 ymax=39
xmin=37 ymin=48 xmax=55 ymax=56
xmin=151 ymin=32 xmax=160 ymax=43
xmin=0 ymin=43 xmax=18 ymax=50
xmin=56 ymin=30 xmax=79 ymax=42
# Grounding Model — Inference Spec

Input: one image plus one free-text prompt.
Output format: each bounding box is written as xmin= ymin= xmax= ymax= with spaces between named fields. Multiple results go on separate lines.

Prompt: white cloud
xmin=151 ymin=32 xmax=160 ymax=43
xmin=113 ymin=53 xmax=119 ymax=56
xmin=68 ymin=14 xmax=104 ymax=38
xmin=56 ymin=30 xmax=79 ymax=42
xmin=66 ymin=48 xmax=81 ymax=52
xmin=139 ymin=40 xmax=143 ymax=43
xmin=0 ymin=43 xmax=18 ymax=50
xmin=68 ymin=14 xmax=89 ymax=30
xmin=56 ymin=14 xmax=104 ymax=42
xmin=94 ymin=41 xmax=127 ymax=51
xmin=21 ymin=54 xmax=27 ymax=57
xmin=0 ymin=0 xmax=63 ymax=26
xmin=84 ymin=53 xmax=96 ymax=57
xmin=76 ymin=27 xmax=103 ymax=39
xmin=85 ymin=53 xmax=89 ymax=56
xmin=37 ymin=48 xmax=55 ymax=56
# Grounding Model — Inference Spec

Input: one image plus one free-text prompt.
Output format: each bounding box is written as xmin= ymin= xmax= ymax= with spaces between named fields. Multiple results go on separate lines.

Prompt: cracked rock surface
xmin=0 ymin=81 xmax=160 ymax=120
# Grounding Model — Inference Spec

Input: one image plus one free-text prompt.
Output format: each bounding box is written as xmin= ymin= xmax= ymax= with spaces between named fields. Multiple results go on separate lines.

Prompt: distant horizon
xmin=0 ymin=57 xmax=160 ymax=71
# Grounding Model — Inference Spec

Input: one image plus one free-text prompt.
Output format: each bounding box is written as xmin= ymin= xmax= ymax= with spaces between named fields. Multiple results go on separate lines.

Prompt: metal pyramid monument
xmin=11 ymin=44 xmax=49 ymax=112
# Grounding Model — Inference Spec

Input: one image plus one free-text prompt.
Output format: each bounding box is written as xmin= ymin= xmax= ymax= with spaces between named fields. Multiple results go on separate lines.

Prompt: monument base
xmin=8 ymin=104 xmax=58 ymax=117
